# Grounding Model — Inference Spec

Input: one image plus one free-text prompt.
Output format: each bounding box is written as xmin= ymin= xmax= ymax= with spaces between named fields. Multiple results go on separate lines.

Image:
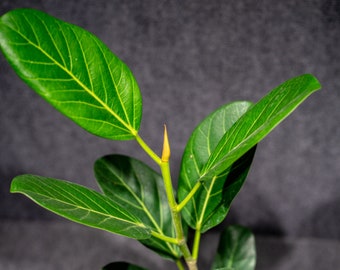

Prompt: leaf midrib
xmin=13 ymin=181 xmax=145 ymax=228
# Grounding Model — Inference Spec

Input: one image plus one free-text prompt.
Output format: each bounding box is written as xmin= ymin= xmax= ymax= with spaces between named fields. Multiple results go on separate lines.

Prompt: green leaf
xmin=94 ymin=155 xmax=181 ymax=260
xmin=10 ymin=175 xmax=151 ymax=239
xmin=0 ymin=8 xmax=142 ymax=140
xmin=178 ymin=102 xmax=255 ymax=232
xmin=102 ymin=262 xmax=148 ymax=270
xmin=202 ymin=74 xmax=321 ymax=181
xmin=212 ymin=225 xmax=256 ymax=270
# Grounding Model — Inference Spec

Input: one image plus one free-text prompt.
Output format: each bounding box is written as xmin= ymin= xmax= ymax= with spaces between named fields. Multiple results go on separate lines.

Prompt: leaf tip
xmin=9 ymin=175 xmax=22 ymax=193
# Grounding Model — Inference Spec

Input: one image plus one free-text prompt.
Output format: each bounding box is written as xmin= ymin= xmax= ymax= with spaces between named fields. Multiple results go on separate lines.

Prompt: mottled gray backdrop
xmin=0 ymin=0 xmax=339 ymax=269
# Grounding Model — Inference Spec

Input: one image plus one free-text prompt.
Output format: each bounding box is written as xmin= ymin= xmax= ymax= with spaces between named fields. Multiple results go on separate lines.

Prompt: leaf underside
xmin=0 ymin=8 xmax=142 ymax=140
xmin=10 ymin=175 xmax=151 ymax=239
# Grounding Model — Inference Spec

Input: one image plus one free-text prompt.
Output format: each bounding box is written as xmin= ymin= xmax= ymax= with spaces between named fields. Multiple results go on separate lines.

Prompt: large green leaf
xmin=0 ymin=9 xmax=142 ymax=140
xmin=10 ymin=175 xmax=151 ymax=239
xmin=212 ymin=225 xmax=256 ymax=270
xmin=178 ymin=102 xmax=255 ymax=232
xmin=102 ymin=262 xmax=148 ymax=270
xmin=200 ymin=74 xmax=321 ymax=181
xmin=94 ymin=155 xmax=181 ymax=260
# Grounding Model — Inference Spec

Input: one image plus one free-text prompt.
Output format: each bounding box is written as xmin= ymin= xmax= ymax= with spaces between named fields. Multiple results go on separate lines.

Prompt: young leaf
xmin=178 ymin=102 xmax=255 ymax=232
xmin=0 ymin=9 xmax=142 ymax=140
xmin=201 ymin=74 xmax=321 ymax=181
xmin=10 ymin=175 xmax=151 ymax=239
xmin=212 ymin=225 xmax=256 ymax=270
xmin=102 ymin=262 xmax=148 ymax=270
xmin=94 ymin=155 xmax=181 ymax=260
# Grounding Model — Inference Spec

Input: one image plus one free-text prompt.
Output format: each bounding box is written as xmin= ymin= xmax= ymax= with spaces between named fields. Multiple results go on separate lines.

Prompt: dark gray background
xmin=0 ymin=0 xmax=339 ymax=269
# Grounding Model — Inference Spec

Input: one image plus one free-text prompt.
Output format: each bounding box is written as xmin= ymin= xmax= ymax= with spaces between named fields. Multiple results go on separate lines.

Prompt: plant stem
xmin=191 ymin=176 xmax=218 ymax=263
xmin=135 ymin=129 xmax=198 ymax=270
xmin=192 ymin=229 xmax=201 ymax=260
xmin=160 ymin=126 xmax=197 ymax=270
xmin=160 ymin=161 xmax=197 ymax=270
xmin=176 ymin=259 xmax=185 ymax=270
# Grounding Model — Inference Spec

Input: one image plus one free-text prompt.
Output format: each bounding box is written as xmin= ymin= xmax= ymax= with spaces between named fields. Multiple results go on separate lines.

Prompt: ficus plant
xmin=0 ymin=8 xmax=321 ymax=270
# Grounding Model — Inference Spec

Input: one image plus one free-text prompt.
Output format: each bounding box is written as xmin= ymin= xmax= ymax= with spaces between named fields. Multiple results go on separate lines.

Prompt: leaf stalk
xmin=135 ymin=133 xmax=162 ymax=165
xmin=177 ymin=181 xmax=202 ymax=212
xmin=150 ymin=231 xmax=179 ymax=245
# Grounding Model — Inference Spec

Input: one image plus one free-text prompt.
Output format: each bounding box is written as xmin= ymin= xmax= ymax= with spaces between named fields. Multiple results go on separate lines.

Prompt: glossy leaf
xmin=103 ymin=262 xmax=148 ymax=270
xmin=94 ymin=155 xmax=181 ymax=260
xmin=201 ymin=74 xmax=321 ymax=181
xmin=0 ymin=9 xmax=142 ymax=140
xmin=10 ymin=175 xmax=150 ymax=239
xmin=212 ymin=225 xmax=256 ymax=270
xmin=178 ymin=102 xmax=255 ymax=232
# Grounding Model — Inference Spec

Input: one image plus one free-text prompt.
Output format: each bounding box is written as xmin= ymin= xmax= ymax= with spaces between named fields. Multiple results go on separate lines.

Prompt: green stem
xmin=135 ymin=132 xmax=197 ymax=270
xmin=176 ymin=259 xmax=185 ymax=270
xmin=191 ymin=176 xmax=218 ymax=263
xmin=160 ymin=161 xmax=197 ymax=270
xmin=192 ymin=229 xmax=201 ymax=260
xmin=177 ymin=181 xmax=202 ymax=211
xmin=160 ymin=162 xmax=177 ymax=208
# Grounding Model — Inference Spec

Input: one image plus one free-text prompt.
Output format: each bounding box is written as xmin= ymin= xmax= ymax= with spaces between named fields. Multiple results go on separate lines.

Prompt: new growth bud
xmin=162 ymin=124 xmax=171 ymax=162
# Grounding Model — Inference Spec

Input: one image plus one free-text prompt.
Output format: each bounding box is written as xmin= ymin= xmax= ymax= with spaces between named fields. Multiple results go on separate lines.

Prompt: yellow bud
xmin=162 ymin=124 xmax=171 ymax=162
